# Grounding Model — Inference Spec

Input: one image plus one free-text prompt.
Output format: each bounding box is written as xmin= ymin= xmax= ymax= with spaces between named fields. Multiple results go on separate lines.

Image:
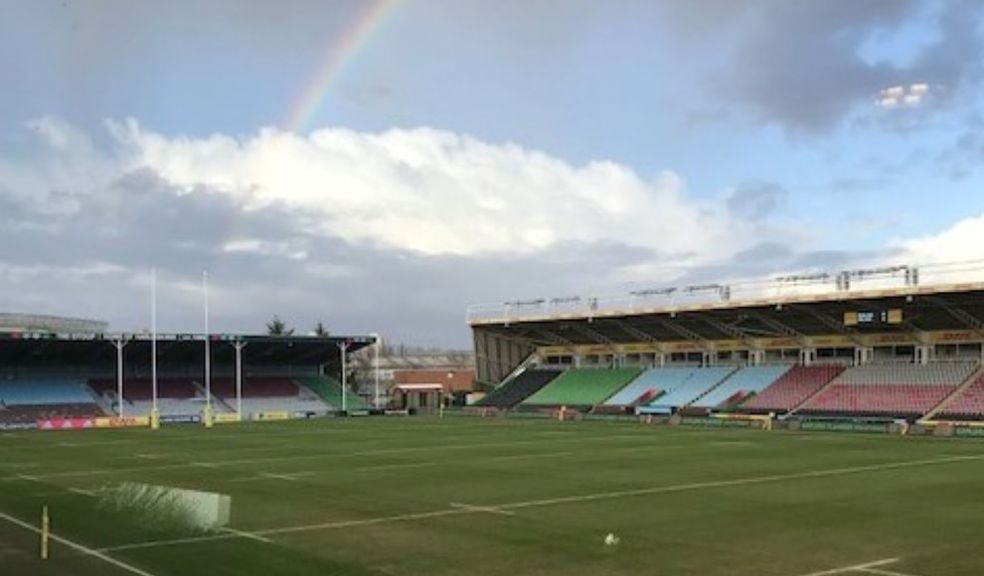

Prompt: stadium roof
xmin=0 ymin=333 xmax=376 ymax=366
xmin=469 ymin=282 xmax=984 ymax=346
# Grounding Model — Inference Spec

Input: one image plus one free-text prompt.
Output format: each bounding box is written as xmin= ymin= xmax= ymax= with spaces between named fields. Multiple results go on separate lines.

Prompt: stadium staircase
xmin=476 ymin=368 xmax=561 ymax=409
xmin=521 ymin=368 xmax=642 ymax=408
xmin=496 ymin=352 xmax=540 ymax=390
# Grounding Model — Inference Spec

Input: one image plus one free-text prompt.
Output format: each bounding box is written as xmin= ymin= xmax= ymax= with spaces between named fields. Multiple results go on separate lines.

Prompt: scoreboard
xmin=843 ymin=309 xmax=903 ymax=327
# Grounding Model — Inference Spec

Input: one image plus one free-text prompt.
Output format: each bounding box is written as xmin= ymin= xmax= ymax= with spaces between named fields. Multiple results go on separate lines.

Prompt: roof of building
xmin=0 ymin=333 xmax=376 ymax=366
xmin=470 ymin=282 xmax=984 ymax=347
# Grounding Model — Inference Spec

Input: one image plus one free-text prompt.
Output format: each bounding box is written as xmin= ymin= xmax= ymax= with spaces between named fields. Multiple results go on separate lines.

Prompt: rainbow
xmin=284 ymin=0 xmax=401 ymax=133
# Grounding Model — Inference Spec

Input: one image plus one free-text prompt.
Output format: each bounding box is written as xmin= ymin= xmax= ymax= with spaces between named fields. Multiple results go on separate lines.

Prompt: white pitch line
xmin=98 ymin=508 xmax=475 ymax=552
xmin=354 ymin=462 xmax=437 ymax=472
xmin=259 ymin=471 xmax=316 ymax=481
xmin=2 ymin=461 xmax=40 ymax=469
xmin=0 ymin=433 xmax=669 ymax=482
xmin=97 ymin=453 xmax=984 ymax=553
xmin=68 ymin=487 xmax=96 ymax=497
xmin=794 ymin=558 xmax=901 ymax=576
xmin=449 ymin=502 xmax=515 ymax=516
xmin=134 ymin=453 xmax=161 ymax=460
xmin=857 ymin=567 xmax=926 ymax=576
xmin=0 ymin=510 xmax=159 ymax=576
xmin=218 ymin=526 xmax=272 ymax=544
xmin=487 ymin=451 xmax=572 ymax=462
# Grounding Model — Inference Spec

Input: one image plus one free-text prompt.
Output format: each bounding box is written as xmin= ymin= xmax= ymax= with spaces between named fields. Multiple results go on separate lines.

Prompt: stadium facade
xmin=0 ymin=313 xmax=108 ymax=334
xmin=468 ymin=266 xmax=984 ymax=426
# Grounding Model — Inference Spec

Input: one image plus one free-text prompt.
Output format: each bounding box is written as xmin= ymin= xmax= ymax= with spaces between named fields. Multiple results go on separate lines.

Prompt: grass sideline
xmin=1 ymin=418 xmax=983 ymax=576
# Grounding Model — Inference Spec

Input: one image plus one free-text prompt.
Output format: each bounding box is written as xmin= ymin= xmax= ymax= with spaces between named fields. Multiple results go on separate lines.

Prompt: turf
xmin=2 ymin=417 xmax=984 ymax=576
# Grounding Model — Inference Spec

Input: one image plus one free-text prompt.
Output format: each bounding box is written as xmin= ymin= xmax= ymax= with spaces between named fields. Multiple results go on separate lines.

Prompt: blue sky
xmin=1 ymin=0 xmax=983 ymax=345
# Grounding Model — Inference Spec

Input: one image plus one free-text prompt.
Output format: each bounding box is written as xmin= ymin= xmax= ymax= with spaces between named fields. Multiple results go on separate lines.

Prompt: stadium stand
xmin=295 ymin=376 xmax=365 ymax=410
xmin=0 ymin=378 xmax=105 ymax=424
xmin=935 ymin=371 xmax=984 ymax=419
xmin=476 ymin=369 xmax=560 ymax=408
xmin=522 ymin=368 xmax=642 ymax=407
xmin=692 ymin=365 xmax=791 ymax=409
xmin=740 ymin=365 xmax=845 ymax=413
xmin=638 ymin=367 xmax=735 ymax=414
xmin=603 ymin=367 xmax=693 ymax=407
xmin=799 ymin=362 xmax=977 ymax=417
xmin=214 ymin=377 xmax=336 ymax=415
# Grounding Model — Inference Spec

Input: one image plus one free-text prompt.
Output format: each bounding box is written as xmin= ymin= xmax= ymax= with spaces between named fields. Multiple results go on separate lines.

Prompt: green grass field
xmin=2 ymin=417 xmax=984 ymax=576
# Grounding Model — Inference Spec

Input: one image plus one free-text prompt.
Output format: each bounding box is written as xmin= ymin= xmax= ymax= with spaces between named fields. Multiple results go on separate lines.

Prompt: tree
xmin=266 ymin=315 xmax=294 ymax=336
xmin=313 ymin=321 xmax=329 ymax=337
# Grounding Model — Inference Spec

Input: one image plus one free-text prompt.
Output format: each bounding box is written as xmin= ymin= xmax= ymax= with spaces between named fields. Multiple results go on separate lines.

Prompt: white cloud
xmin=897 ymin=213 xmax=984 ymax=264
xmin=875 ymin=82 xmax=941 ymax=109
xmin=40 ymin=118 xmax=757 ymax=263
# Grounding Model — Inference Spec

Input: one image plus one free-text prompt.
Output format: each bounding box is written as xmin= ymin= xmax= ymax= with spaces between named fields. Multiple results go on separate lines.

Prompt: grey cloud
xmin=937 ymin=114 xmax=984 ymax=180
xmin=726 ymin=181 xmax=787 ymax=221
xmin=679 ymin=1 xmax=984 ymax=132
xmin=0 ymin=167 xmax=917 ymax=346
xmin=0 ymin=171 xmax=675 ymax=346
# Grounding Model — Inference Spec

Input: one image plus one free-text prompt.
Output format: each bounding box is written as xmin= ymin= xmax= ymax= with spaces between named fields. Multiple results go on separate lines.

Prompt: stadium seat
xmin=521 ymin=368 xmax=642 ymax=407
xmin=294 ymin=376 xmax=365 ymax=410
xmin=937 ymin=373 xmax=984 ymax=419
xmin=211 ymin=377 xmax=300 ymax=398
xmin=639 ymin=367 xmax=734 ymax=414
xmin=740 ymin=365 xmax=844 ymax=413
xmin=0 ymin=378 xmax=95 ymax=405
xmin=798 ymin=362 xmax=977 ymax=417
xmin=603 ymin=367 xmax=692 ymax=407
xmin=0 ymin=378 xmax=105 ymax=424
xmin=88 ymin=378 xmax=199 ymax=401
xmin=691 ymin=365 xmax=791 ymax=409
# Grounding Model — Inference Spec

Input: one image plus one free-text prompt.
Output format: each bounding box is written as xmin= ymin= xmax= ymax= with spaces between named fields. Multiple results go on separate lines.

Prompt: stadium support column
xmin=114 ymin=337 xmax=127 ymax=418
xmin=338 ymin=340 xmax=349 ymax=414
xmin=799 ymin=348 xmax=816 ymax=366
xmin=371 ymin=332 xmax=380 ymax=409
xmin=233 ymin=341 xmax=247 ymax=421
xmin=202 ymin=271 xmax=213 ymax=428
xmin=151 ymin=269 xmax=160 ymax=430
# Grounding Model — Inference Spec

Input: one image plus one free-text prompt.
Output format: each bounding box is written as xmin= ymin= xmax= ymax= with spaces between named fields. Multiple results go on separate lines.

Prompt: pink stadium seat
xmin=741 ymin=365 xmax=844 ymax=412
xmin=939 ymin=374 xmax=984 ymax=418
xmin=802 ymin=384 xmax=955 ymax=416
xmin=781 ymin=363 xmax=976 ymax=417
